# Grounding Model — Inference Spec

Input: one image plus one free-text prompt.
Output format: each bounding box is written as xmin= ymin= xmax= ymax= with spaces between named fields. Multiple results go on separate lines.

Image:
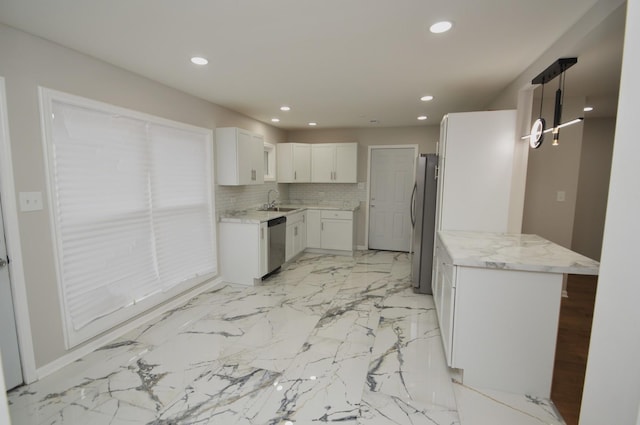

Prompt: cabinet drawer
xmin=320 ymin=210 xmax=352 ymax=220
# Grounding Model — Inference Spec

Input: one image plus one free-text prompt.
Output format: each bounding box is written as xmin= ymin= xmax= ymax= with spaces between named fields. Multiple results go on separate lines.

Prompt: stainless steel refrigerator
xmin=411 ymin=154 xmax=438 ymax=294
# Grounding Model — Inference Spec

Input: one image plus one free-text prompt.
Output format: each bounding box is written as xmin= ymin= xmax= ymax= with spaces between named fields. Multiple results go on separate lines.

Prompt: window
xmin=40 ymin=88 xmax=217 ymax=347
xmin=264 ymin=142 xmax=276 ymax=181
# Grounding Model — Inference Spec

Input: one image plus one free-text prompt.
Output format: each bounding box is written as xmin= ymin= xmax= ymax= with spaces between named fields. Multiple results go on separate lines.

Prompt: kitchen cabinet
xmin=311 ymin=143 xmax=357 ymax=183
xmin=260 ymin=221 xmax=268 ymax=276
xmin=216 ymin=127 xmax=264 ymax=185
xmin=219 ymin=221 xmax=268 ymax=285
xmin=306 ymin=210 xmax=322 ymax=248
xmin=277 ymin=143 xmax=311 ymax=183
xmin=435 ymin=111 xmax=516 ymax=232
xmin=433 ymin=231 xmax=599 ymax=397
xmin=285 ymin=211 xmax=306 ymax=262
xmin=306 ymin=209 xmax=354 ymax=253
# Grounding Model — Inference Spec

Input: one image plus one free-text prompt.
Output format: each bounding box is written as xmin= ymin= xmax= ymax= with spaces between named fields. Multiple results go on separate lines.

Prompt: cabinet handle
xmin=261 ymin=228 xmax=264 ymax=239
xmin=295 ymin=226 xmax=298 ymax=236
xmin=294 ymin=171 xmax=297 ymax=180
xmin=321 ymin=222 xmax=324 ymax=231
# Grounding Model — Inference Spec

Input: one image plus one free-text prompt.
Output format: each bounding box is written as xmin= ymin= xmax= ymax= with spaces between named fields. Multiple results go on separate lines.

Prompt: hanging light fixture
xmin=524 ymin=58 xmax=583 ymax=149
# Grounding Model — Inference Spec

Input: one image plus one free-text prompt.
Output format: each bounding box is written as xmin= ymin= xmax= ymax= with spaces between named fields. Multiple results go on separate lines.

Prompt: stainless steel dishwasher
xmin=266 ymin=216 xmax=286 ymax=276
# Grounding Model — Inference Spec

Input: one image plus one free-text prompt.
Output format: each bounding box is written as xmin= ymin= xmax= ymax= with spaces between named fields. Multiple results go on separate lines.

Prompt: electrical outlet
xmin=19 ymin=191 xmax=43 ymax=212
xmin=556 ymin=191 xmax=566 ymax=202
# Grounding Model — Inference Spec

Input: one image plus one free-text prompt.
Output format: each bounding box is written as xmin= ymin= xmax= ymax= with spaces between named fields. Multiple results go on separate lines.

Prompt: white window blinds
xmin=41 ymin=89 xmax=216 ymax=347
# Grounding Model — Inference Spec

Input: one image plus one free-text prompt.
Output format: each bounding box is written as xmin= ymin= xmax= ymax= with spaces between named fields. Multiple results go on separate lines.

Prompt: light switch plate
xmin=19 ymin=192 xmax=43 ymax=212
xmin=556 ymin=191 xmax=566 ymax=202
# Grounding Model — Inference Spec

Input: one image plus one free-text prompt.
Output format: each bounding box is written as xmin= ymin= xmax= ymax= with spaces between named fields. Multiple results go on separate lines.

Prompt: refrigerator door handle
xmin=410 ymin=183 xmax=417 ymax=227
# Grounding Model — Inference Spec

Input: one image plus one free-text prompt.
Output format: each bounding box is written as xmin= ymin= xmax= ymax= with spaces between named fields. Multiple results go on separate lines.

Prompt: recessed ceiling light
xmin=271 ymin=118 xmax=280 ymax=123
xmin=280 ymin=106 xmax=291 ymax=111
xmin=417 ymin=115 xmax=428 ymax=121
xmin=308 ymin=122 xmax=317 ymax=126
xmin=190 ymin=56 xmax=208 ymax=65
xmin=430 ymin=21 xmax=453 ymax=34
xmin=584 ymin=106 xmax=594 ymax=112
xmin=420 ymin=95 xmax=434 ymax=102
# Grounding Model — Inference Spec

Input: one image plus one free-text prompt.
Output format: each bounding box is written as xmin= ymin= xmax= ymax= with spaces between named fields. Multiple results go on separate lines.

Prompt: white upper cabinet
xmin=216 ymin=127 xmax=264 ymax=185
xmin=277 ymin=143 xmax=311 ymax=183
xmin=436 ymin=111 xmax=516 ymax=232
xmin=311 ymin=143 xmax=357 ymax=183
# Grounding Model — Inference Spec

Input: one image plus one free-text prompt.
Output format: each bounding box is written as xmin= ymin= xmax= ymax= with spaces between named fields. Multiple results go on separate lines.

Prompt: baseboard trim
xmin=36 ymin=276 xmax=223 ymax=380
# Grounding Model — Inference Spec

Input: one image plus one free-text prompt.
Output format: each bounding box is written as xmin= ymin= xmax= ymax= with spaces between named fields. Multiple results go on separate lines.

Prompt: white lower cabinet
xmin=433 ymin=235 xmax=564 ymax=397
xmin=306 ymin=210 xmax=322 ymax=249
xmin=305 ymin=209 xmax=354 ymax=253
xmin=285 ymin=211 xmax=306 ymax=262
xmin=260 ymin=221 xmax=268 ymax=276
xmin=219 ymin=221 xmax=267 ymax=286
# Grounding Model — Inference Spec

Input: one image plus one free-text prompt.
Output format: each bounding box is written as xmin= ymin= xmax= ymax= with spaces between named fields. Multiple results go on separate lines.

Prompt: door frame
xmin=0 ymin=76 xmax=37 ymax=384
xmin=365 ymin=145 xmax=419 ymax=250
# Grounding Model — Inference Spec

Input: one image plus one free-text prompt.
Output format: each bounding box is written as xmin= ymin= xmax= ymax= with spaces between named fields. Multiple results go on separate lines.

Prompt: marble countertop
xmin=220 ymin=202 xmax=359 ymax=224
xmin=438 ymin=231 xmax=599 ymax=275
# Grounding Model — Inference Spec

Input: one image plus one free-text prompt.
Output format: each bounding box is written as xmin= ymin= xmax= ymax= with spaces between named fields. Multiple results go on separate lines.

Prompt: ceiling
xmin=0 ymin=0 xmax=624 ymax=129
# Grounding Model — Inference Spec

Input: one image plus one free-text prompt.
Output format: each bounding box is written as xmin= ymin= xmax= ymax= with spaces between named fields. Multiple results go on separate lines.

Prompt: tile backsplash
xmin=215 ymin=182 xmax=368 ymax=218
xmin=215 ymin=182 xmax=289 ymax=216
xmin=287 ymin=183 xmax=367 ymax=204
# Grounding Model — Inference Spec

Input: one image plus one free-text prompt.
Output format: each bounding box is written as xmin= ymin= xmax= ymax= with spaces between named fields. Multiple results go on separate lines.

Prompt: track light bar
xmin=521 ymin=117 xmax=584 ymax=140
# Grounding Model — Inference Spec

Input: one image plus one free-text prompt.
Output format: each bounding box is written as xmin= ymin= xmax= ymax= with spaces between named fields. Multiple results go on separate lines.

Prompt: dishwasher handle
xmin=267 ymin=216 xmax=287 ymax=227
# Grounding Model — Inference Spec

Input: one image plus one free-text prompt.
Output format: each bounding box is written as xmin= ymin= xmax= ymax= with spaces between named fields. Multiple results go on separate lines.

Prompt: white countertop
xmin=220 ymin=202 xmax=359 ymax=224
xmin=438 ymin=230 xmax=599 ymax=275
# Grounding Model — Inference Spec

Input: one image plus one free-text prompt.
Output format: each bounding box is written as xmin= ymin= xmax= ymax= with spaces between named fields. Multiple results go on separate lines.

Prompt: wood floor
xmin=551 ymin=274 xmax=598 ymax=425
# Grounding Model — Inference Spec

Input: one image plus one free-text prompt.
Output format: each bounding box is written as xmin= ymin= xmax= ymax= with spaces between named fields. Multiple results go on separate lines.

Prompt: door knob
xmin=0 ymin=258 xmax=7 ymax=268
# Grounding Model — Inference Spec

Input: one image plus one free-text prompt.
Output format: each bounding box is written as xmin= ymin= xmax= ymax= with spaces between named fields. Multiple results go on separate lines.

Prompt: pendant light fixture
xmin=525 ymin=58 xmax=583 ymax=149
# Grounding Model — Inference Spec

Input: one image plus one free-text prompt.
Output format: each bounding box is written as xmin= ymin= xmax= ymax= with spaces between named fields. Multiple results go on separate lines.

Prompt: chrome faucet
xmin=267 ymin=189 xmax=279 ymax=208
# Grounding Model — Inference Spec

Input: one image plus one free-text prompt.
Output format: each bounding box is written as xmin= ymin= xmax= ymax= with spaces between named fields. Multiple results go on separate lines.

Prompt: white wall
xmin=571 ymin=117 xmax=615 ymax=260
xmin=522 ymin=95 xmax=585 ymax=249
xmin=580 ymin=0 xmax=640 ymax=422
xmin=0 ymin=23 xmax=285 ymax=370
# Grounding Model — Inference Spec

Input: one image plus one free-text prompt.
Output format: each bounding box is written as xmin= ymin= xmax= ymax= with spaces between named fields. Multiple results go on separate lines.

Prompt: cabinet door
xmin=293 ymin=144 xmax=311 ymax=182
xmin=300 ymin=213 xmax=307 ymax=251
xmin=306 ymin=210 xmax=322 ymax=248
xmin=334 ymin=143 xmax=357 ymax=183
xmin=440 ymin=263 xmax=456 ymax=367
xmin=292 ymin=224 xmax=302 ymax=257
xmin=250 ymin=133 xmax=264 ymax=184
xmin=285 ymin=223 xmax=294 ymax=262
xmin=311 ymin=144 xmax=335 ymax=182
xmin=277 ymin=144 xmax=294 ymax=182
xmin=260 ymin=222 xmax=268 ymax=276
xmin=321 ymin=219 xmax=353 ymax=251
xmin=236 ymin=129 xmax=254 ymax=185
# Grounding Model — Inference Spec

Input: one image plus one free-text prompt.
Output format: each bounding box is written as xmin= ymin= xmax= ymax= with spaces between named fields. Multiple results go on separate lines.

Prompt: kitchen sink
xmin=259 ymin=207 xmax=298 ymax=212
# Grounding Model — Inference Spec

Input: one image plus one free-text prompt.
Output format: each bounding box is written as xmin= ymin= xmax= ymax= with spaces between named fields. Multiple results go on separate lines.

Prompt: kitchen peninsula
xmin=433 ymin=230 xmax=599 ymax=397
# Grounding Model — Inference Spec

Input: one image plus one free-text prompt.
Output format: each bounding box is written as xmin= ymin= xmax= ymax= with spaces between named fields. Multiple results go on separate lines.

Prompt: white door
xmin=368 ymin=147 xmax=415 ymax=251
xmin=0 ymin=200 xmax=22 ymax=390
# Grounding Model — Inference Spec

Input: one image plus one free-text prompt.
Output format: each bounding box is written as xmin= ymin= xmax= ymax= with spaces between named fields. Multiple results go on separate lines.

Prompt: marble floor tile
xmin=359 ymin=390 xmax=460 ymax=425
xmin=452 ymin=381 xmax=565 ymax=425
xmin=8 ymin=250 xmax=567 ymax=425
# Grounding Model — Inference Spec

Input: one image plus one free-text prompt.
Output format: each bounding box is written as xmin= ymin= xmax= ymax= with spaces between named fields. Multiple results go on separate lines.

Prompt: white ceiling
xmin=0 ymin=0 xmax=623 ymax=129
